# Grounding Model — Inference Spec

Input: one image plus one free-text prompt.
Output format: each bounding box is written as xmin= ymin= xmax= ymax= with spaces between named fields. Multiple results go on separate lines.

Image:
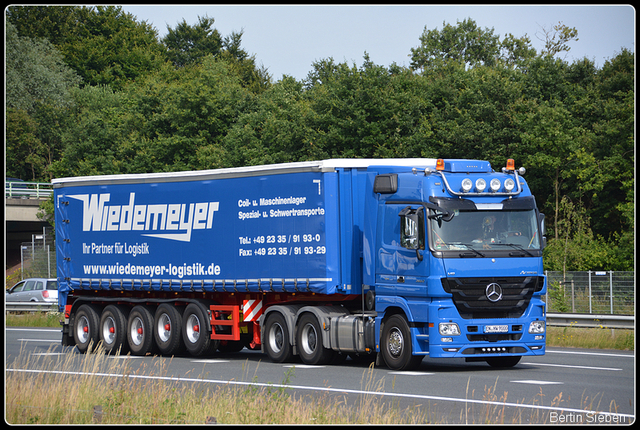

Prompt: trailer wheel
xmin=296 ymin=313 xmax=335 ymax=365
xmin=380 ymin=315 xmax=422 ymax=371
xmin=154 ymin=304 xmax=184 ymax=356
xmin=485 ymin=356 xmax=521 ymax=368
xmin=127 ymin=305 xmax=155 ymax=356
xmin=182 ymin=303 xmax=218 ymax=356
xmin=264 ymin=312 xmax=294 ymax=363
xmin=74 ymin=304 xmax=100 ymax=353
xmin=100 ymin=305 xmax=129 ymax=355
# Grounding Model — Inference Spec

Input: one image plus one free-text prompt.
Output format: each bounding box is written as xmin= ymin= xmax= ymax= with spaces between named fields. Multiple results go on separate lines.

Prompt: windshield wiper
xmin=454 ymin=243 xmax=485 ymax=258
xmin=495 ymin=243 xmax=534 ymax=257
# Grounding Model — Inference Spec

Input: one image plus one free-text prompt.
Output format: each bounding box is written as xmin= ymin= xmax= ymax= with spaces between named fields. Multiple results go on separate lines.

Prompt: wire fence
xmin=16 ymin=227 xmax=56 ymax=280
xmin=544 ymin=271 xmax=635 ymax=315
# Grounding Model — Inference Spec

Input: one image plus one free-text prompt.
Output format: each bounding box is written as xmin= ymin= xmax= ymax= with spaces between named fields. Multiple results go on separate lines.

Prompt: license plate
xmin=484 ymin=324 xmax=508 ymax=333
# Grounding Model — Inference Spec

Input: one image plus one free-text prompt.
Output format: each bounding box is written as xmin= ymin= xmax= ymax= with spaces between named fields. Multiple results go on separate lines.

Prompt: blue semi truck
xmin=53 ymin=158 xmax=546 ymax=370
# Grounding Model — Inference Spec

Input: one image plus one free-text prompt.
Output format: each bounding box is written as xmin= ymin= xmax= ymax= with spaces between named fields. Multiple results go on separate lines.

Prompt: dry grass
xmin=5 ymin=345 xmax=436 ymax=425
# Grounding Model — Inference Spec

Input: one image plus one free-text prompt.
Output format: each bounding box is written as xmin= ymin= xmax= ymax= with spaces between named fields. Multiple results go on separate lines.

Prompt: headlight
xmin=529 ymin=320 xmax=546 ymax=334
xmin=439 ymin=322 xmax=461 ymax=336
xmin=490 ymin=178 xmax=501 ymax=192
xmin=461 ymin=178 xmax=473 ymax=193
xmin=475 ymin=178 xmax=486 ymax=192
xmin=504 ymin=178 xmax=515 ymax=192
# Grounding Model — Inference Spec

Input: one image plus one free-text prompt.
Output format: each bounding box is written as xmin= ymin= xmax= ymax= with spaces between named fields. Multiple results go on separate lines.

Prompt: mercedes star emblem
xmin=485 ymin=283 xmax=503 ymax=302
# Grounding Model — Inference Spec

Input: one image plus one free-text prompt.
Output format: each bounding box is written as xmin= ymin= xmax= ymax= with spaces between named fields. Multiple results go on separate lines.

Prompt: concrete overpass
xmin=5 ymin=182 xmax=53 ymax=270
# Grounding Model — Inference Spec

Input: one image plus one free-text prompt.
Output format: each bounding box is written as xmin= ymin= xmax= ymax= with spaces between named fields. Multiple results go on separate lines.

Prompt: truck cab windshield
xmin=430 ymin=209 xmax=541 ymax=252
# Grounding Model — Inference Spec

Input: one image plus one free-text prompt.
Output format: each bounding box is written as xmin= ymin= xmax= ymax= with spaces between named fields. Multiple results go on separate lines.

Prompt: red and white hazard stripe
xmin=242 ymin=299 xmax=263 ymax=322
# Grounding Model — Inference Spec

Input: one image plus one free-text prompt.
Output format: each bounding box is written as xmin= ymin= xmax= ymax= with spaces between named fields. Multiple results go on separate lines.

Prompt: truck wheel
xmin=380 ymin=315 xmax=422 ymax=371
xmin=264 ymin=312 xmax=294 ymax=363
xmin=485 ymin=356 xmax=521 ymax=368
xmin=127 ymin=305 xmax=155 ymax=356
xmin=100 ymin=305 xmax=129 ymax=355
xmin=154 ymin=304 xmax=184 ymax=355
xmin=296 ymin=313 xmax=335 ymax=365
xmin=182 ymin=303 xmax=218 ymax=356
xmin=74 ymin=304 xmax=100 ymax=353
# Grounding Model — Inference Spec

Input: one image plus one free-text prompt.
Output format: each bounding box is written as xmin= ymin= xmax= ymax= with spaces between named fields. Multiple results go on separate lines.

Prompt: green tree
xmin=5 ymin=5 xmax=89 ymax=46
xmin=5 ymin=22 xmax=81 ymax=112
xmin=536 ymin=21 xmax=579 ymax=58
xmin=304 ymin=55 xmax=435 ymax=160
xmin=221 ymin=76 xmax=319 ymax=167
xmin=543 ymin=196 xmax=610 ymax=272
xmin=410 ymin=18 xmax=502 ymax=71
xmin=163 ymin=15 xmax=223 ymax=67
xmin=5 ymin=21 xmax=81 ymax=181
xmin=50 ymin=57 xmax=254 ymax=177
xmin=163 ymin=17 xmax=271 ymax=92
xmin=8 ymin=5 xmax=166 ymax=90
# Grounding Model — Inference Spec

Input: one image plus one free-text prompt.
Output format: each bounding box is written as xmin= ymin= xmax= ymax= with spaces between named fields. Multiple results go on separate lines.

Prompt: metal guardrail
xmin=547 ymin=313 xmax=635 ymax=330
xmin=5 ymin=302 xmax=59 ymax=312
xmin=5 ymin=181 xmax=53 ymax=199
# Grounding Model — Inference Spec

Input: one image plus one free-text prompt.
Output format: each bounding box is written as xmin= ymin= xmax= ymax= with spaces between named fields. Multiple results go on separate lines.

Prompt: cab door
xmin=376 ymin=203 xmax=428 ymax=297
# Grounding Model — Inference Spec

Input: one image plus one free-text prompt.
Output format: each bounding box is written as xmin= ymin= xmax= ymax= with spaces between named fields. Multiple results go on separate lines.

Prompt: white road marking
xmin=546 ymin=349 xmax=634 ymax=358
xmin=17 ymin=339 xmax=59 ymax=342
xmin=191 ymin=359 xmax=230 ymax=363
xmin=30 ymin=352 xmax=67 ymax=356
xmin=388 ymin=371 xmax=435 ymax=376
xmin=522 ymin=362 xmax=622 ymax=371
xmin=283 ymin=365 xmax=325 ymax=369
xmin=511 ymin=380 xmax=564 ymax=385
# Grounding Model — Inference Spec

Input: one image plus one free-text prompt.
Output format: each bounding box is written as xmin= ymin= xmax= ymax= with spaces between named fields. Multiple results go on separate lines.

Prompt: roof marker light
xmin=436 ymin=159 xmax=445 ymax=171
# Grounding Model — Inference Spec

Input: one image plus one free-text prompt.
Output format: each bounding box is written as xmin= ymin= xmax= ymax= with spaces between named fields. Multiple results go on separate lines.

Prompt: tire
xmin=296 ymin=313 xmax=335 ymax=365
xmin=182 ymin=303 xmax=218 ymax=357
xmin=100 ymin=305 xmax=129 ymax=355
xmin=74 ymin=304 xmax=101 ymax=353
xmin=154 ymin=304 xmax=184 ymax=356
xmin=263 ymin=312 xmax=294 ymax=363
xmin=485 ymin=356 xmax=521 ymax=368
xmin=127 ymin=305 xmax=155 ymax=356
xmin=380 ymin=314 xmax=423 ymax=371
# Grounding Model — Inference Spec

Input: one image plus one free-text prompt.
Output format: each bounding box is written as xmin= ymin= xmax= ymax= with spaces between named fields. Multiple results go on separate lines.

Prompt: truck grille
xmin=441 ymin=276 xmax=543 ymax=319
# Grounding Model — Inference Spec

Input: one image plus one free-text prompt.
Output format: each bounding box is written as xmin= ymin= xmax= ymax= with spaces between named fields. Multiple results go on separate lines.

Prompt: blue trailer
xmin=54 ymin=158 xmax=546 ymax=369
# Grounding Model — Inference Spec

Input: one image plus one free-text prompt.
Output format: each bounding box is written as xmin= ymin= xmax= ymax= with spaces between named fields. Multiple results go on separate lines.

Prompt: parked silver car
xmin=5 ymin=278 xmax=58 ymax=303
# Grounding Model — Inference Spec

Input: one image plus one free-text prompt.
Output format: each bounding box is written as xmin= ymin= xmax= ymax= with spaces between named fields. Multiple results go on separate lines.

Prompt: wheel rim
xmin=268 ymin=322 xmax=284 ymax=354
xmin=185 ymin=314 xmax=201 ymax=344
xmin=387 ymin=327 xmax=404 ymax=358
xmin=102 ymin=316 xmax=116 ymax=344
xmin=300 ymin=323 xmax=318 ymax=355
xmin=130 ymin=316 xmax=144 ymax=346
xmin=76 ymin=315 xmax=90 ymax=343
xmin=157 ymin=313 xmax=171 ymax=342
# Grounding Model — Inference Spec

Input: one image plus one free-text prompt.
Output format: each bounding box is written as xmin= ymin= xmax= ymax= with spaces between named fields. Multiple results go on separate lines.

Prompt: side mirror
xmin=399 ymin=206 xmax=425 ymax=256
xmin=538 ymin=213 xmax=546 ymax=236
xmin=538 ymin=213 xmax=546 ymax=249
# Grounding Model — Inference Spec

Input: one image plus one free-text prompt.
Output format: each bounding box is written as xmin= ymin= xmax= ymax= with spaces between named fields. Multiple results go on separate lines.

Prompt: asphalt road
xmin=5 ymin=327 xmax=635 ymax=424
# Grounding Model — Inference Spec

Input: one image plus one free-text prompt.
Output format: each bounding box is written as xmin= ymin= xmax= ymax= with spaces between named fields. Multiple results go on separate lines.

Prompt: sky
xmin=122 ymin=4 xmax=635 ymax=82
